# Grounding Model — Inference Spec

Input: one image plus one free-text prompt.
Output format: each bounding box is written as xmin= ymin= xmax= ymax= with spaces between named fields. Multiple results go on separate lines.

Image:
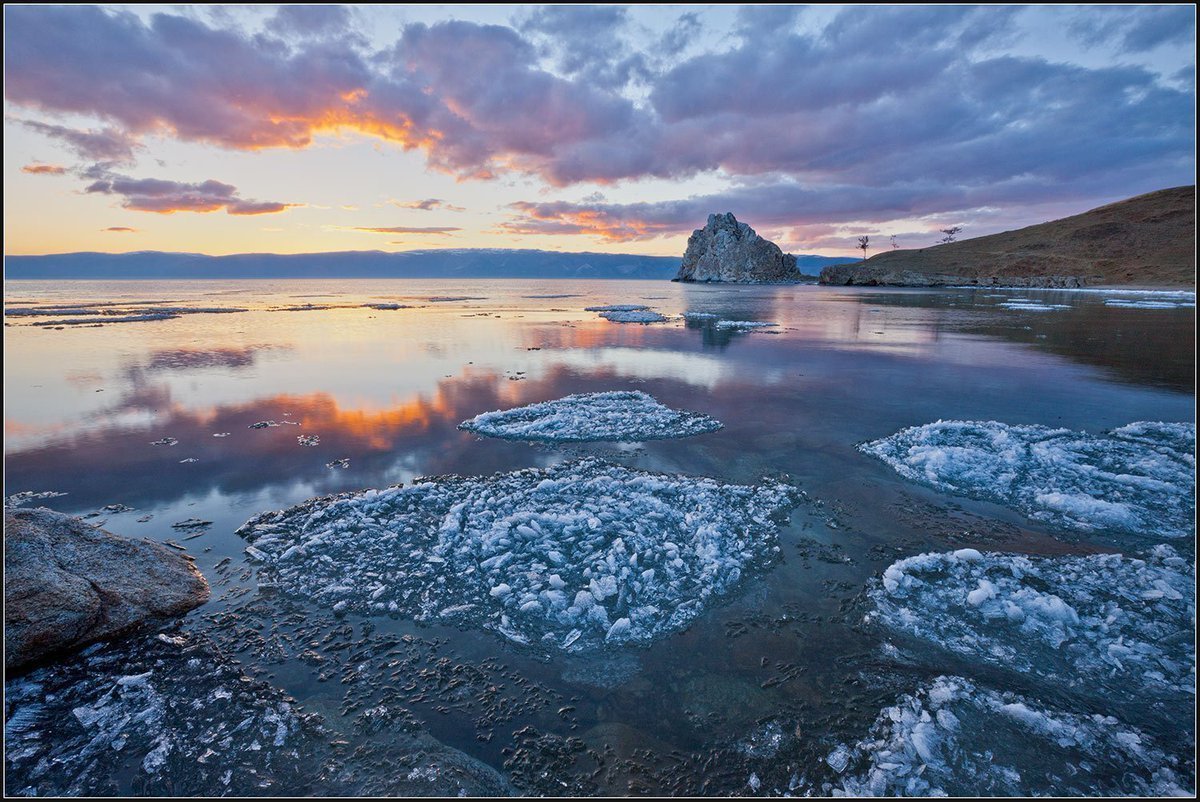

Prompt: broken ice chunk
xmin=860 ymin=420 xmax=1195 ymax=538
xmin=235 ymin=458 xmax=799 ymax=653
xmin=459 ymin=391 xmax=722 ymax=443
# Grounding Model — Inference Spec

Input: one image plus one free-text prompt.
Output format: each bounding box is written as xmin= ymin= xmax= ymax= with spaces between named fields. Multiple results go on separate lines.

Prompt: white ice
xmin=236 ymin=458 xmax=798 ymax=652
xmin=867 ymin=546 xmax=1195 ymax=705
xmin=458 ymin=391 xmax=723 ymax=442
xmin=860 ymin=420 xmax=1195 ymax=537
xmin=832 ymin=675 xmax=1192 ymax=796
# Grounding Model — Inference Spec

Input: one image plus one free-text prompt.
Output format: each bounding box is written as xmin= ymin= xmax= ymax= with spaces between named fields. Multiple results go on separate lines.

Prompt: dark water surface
xmin=4 ymin=280 xmax=1195 ymax=795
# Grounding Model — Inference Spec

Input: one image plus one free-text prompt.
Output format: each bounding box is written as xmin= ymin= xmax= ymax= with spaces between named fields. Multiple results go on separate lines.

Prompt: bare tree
xmin=858 ymin=235 xmax=870 ymax=260
xmin=939 ymin=226 xmax=963 ymax=245
xmin=890 ymin=234 xmax=899 ymax=249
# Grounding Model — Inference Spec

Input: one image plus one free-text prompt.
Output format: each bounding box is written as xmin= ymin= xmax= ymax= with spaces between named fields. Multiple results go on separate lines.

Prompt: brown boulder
xmin=4 ymin=507 xmax=209 ymax=670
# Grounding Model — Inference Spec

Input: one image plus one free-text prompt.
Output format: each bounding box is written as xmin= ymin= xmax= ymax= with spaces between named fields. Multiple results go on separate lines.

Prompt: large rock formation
xmin=4 ymin=507 xmax=210 ymax=670
xmin=819 ymin=186 xmax=1195 ymax=288
xmin=674 ymin=213 xmax=803 ymax=283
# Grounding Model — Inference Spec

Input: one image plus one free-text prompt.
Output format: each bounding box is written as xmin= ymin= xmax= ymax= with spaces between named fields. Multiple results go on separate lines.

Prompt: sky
xmin=3 ymin=4 xmax=1195 ymax=257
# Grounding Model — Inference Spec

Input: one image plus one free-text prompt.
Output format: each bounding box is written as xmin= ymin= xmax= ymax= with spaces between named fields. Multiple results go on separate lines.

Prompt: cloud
xmin=21 ymin=120 xmax=140 ymax=164
xmin=21 ymin=163 xmax=67 ymax=175
xmin=353 ymin=225 xmax=460 ymax=235
xmin=1068 ymin=6 xmax=1196 ymax=53
xmin=84 ymin=172 xmax=296 ymax=215
xmin=518 ymin=6 xmax=649 ymax=90
xmin=389 ymin=198 xmax=466 ymax=212
xmin=103 ymin=226 xmax=137 ymax=232
xmin=3 ymin=5 xmax=1194 ymax=237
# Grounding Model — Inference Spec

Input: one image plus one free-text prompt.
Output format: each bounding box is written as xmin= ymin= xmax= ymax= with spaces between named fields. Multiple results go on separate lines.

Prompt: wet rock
xmin=674 ymin=213 xmax=803 ymax=283
xmin=4 ymin=508 xmax=210 ymax=671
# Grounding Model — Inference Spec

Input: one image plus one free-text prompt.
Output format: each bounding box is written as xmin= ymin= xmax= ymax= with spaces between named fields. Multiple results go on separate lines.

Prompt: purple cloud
xmin=21 ymin=120 xmax=140 ymax=164
xmin=3 ymin=6 xmax=1194 ymax=239
xmin=84 ymin=172 xmax=295 ymax=215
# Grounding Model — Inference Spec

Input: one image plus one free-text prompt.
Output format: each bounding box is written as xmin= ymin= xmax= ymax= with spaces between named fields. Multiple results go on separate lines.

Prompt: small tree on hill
xmin=858 ymin=235 xmax=870 ymax=260
xmin=891 ymin=234 xmax=899 ymax=249
xmin=939 ymin=226 xmax=962 ymax=244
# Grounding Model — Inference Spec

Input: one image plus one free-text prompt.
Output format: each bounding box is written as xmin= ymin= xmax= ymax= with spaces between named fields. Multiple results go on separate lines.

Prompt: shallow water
xmin=4 ymin=279 xmax=1196 ymax=795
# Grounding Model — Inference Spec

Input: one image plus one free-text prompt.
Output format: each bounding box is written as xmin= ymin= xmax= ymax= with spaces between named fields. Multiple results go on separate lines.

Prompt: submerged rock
xmin=458 ymin=391 xmax=723 ymax=442
xmin=4 ymin=508 xmax=210 ymax=671
xmin=832 ymin=675 xmax=1192 ymax=796
xmin=674 ymin=213 xmax=802 ymax=283
xmin=236 ymin=458 xmax=799 ymax=653
xmin=860 ymin=420 xmax=1195 ymax=538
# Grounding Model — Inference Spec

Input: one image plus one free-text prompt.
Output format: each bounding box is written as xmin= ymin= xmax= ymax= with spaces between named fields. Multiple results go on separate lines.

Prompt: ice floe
xmin=713 ymin=320 xmax=779 ymax=330
xmin=236 ymin=458 xmax=798 ymax=653
xmin=458 ymin=391 xmax=723 ymax=443
xmin=584 ymin=304 xmax=670 ymax=323
xmin=860 ymin=420 xmax=1196 ymax=537
xmin=297 ymin=434 xmax=320 ymax=447
xmin=996 ymin=301 xmax=1071 ymax=311
xmin=599 ymin=309 xmax=669 ymax=323
xmin=1104 ymin=299 xmax=1195 ymax=309
xmin=6 ymin=490 xmax=68 ymax=507
xmin=866 ymin=546 xmax=1195 ymax=706
xmin=831 ymin=675 xmax=1192 ymax=796
xmin=149 ymin=437 xmax=178 ymax=446
xmin=584 ymin=305 xmax=650 ymax=312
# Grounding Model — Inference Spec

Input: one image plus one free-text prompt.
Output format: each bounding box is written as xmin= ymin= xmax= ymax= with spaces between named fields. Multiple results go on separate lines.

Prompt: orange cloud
xmin=21 ymin=163 xmax=67 ymax=175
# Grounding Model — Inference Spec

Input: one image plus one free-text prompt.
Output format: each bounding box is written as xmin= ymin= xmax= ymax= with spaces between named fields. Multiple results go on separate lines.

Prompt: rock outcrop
xmin=674 ymin=213 xmax=803 ymax=283
xmin=819 ymin=185 xmax=1195 ymax=288
xmin=4 ymin=507 xmax=210 ymax=670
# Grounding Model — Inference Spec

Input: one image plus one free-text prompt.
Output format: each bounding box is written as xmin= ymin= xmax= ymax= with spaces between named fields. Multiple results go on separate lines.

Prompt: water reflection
xmin=3 ymin=279 xmax=1194 ymax=795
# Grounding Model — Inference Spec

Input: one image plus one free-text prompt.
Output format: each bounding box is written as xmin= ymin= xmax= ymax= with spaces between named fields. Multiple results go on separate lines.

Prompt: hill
xmin=820 ymin=186 xmax=1196 ymax=287
xmin=4 ymin=248 xmax=846 ymax=281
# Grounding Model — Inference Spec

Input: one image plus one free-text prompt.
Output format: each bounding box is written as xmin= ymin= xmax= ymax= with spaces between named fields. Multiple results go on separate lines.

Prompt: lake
xmin=4 ymin=279 xmax=1195 ymax=795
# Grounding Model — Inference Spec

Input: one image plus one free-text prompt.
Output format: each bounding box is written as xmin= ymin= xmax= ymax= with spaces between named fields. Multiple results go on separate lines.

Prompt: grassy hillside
xmin=821 ymin=186 xmax=1195 ymax=287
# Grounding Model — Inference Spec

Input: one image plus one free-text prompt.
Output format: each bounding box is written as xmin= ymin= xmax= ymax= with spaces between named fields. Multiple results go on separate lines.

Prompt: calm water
xmin=4 ymin=279 xmax=1196 ymax=794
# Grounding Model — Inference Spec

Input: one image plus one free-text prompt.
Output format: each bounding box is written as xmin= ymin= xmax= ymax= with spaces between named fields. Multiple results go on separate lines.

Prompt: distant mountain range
xmin=4 ymin=248 xmax=848 ymax=280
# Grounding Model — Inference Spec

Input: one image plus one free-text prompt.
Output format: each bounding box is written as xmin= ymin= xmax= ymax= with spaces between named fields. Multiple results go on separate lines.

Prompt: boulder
xmin=4 ymin=507 xmax=210 ymax=670
xmin=674 ymin=213 xmax=803 ymax=283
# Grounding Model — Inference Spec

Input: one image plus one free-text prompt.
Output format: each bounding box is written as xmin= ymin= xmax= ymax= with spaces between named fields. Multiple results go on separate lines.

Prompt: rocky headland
xmin=819 ymin=186 xmax=1196 ymax=288
xmin=674 ymin=212 xmax=804 ymax=283
xmin=4 ymin=506 xmax=210 ymax=670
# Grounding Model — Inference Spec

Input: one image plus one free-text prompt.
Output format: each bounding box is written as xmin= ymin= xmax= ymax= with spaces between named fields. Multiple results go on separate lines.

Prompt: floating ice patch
xmin=297 ymin=434 xmax=320 ymax=447
xmin=1105 ymin=299 xmax=1195 ymax=310
xmin=178 ymin=457 xmax=198 ymax=464
xmin=860 ymin=420 xmax=1196 ymax=537
xmin=600 ymin=310 xmax=669 ymax=323
xmin=149 ymin=437 xmax=178 ymax=447
xmin=867 ymin=546 xmax=1195 ymax=706
xmin=458 ymin=391 xmax=723 ymax=443
xmin=236 ymin=458 xmax=798 ymax=653
xmin=713 ymin=320 xmax=778 ymax=330
xmin=832 ymin=675 xmax=1191 ymax=797
xmin=682 ymin=312 xmax=718 ymax=321
xmin=996 ymin=301 xmax=1071 ymax=311
xmin=584 ymin=305 xmax=650 ymax=312
xmin=248 ymin=420 xmax=281 ymax=429
xmin=5 ymin=490 xmax=68 ymax=507
xmin=327 ymin=458 xmax=350 ymax=469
